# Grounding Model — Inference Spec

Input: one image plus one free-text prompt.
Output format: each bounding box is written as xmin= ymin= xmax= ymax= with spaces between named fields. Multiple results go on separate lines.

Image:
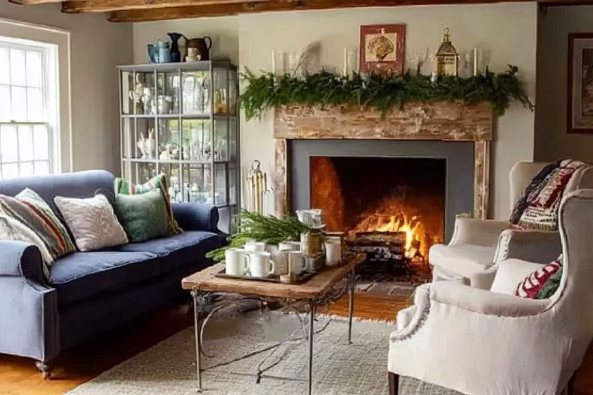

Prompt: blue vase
xmin=167 ymin=32 xmax=183 ymax=63
xmin=156 ymin=40 xmax=171 ymax=63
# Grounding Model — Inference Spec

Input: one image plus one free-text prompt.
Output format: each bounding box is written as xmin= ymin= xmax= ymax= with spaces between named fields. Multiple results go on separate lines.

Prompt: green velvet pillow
xmin=115 ymin=189 xmax=169 ymax=243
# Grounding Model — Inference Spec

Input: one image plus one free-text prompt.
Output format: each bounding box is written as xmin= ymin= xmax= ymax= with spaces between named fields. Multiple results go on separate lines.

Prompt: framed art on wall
xmin=359 ymin=24 xmax=406 ymax=75
xmin=567 ymin=33 xmax=593 ymax=134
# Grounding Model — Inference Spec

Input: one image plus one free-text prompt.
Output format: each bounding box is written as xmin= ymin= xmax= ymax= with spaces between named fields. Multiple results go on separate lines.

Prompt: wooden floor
xmin=0 ymin=294 xmax=592 ymax=395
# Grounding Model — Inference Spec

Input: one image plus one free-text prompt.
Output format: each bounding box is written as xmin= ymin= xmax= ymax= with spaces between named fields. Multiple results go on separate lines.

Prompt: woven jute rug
xmin=65 ymin=308 xmax=459 ymax=395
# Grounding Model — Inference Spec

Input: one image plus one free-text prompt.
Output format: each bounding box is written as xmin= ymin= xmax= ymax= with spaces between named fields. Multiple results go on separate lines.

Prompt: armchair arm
xmin=171 ymin=202 xmax=219 ymax=232
xmin=449 ymin=218 xmax=510 ymax=246
xmin=429 ymin=281 xmax=549 ymax=317
xmin=493 ymin=229 xmax=562 ymax=265
xmin=0 ymin=241 xmax=47 ymax=284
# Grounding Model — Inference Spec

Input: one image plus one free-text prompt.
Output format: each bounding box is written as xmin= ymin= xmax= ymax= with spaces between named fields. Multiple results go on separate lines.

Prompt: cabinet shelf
xmin=119 ymin=61 xmax=240 ymax=234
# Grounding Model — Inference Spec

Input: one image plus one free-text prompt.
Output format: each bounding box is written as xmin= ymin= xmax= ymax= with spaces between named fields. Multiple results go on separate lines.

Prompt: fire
xmin=354 ymin=213 xmax=421 ymax=251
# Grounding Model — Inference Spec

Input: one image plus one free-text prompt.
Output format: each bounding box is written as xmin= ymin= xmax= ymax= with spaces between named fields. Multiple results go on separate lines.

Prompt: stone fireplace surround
xmin=273 ymin=101 xmax=493 ymax=227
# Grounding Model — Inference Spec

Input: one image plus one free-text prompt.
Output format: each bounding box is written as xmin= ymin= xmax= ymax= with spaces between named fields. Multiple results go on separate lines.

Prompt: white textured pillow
xmin=54 ymin=194 xmax=128 ymax=251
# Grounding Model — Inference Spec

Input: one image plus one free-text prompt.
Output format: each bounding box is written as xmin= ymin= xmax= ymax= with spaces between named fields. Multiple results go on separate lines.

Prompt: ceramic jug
xmin=167 ymin=32 xmax=183 ymax=63
xmin=147 ymin=44 xmax=158 ymax=63
xmin=156 ymin=40 xmax=171 ymax=63
xmin=185 ymin=37 xmax=212 ymax=61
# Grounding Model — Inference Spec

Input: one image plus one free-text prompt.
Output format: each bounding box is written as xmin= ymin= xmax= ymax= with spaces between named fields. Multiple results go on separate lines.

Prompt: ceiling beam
xmin=62 ymin=0 xmax=259 ymax=14
xmin=108 ymin=0 xmax=529 ymax=22
xmin=9 ymin=0 xmax=61 ymax=5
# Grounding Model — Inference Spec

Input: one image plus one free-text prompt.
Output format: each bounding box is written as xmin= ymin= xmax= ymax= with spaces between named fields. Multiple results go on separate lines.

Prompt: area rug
xmin=65 ymin=309 xmax=459 ymax=395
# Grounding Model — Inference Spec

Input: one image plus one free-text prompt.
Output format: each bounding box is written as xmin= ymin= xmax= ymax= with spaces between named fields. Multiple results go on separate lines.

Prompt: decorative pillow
xmin=515 ymin=255 xmax=563 ymax=299
xmin=114 ymin=175 xmax=182 ymax=235
xmin=0 ymin=189 xmax=75 ymax=259
xmin=54 ymin=194 xmax=129 ymax=251
xmin=115 ymin=189 xmax=169 ymax=243
xmin=0 ymin=214 xmax=53 ymax=281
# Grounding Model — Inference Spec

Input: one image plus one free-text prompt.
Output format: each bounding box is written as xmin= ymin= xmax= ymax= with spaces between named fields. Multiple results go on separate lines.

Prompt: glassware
xmin=271 ymin=50 xmax=286 ymax=76
xmin=288 ymin=52 xmax=302 ymax=78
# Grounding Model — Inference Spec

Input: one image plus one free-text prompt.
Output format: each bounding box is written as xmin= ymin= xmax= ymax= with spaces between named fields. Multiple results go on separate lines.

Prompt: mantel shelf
xmin=273 ymin=101 xmax=493 ymax=142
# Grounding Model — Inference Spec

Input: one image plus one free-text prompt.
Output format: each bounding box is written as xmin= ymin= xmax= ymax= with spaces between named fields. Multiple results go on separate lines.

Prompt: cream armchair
xmin=430 ymin=161 xmax=593 ymax=289
xmin=388 ymin=189 xmax=593 ymax=395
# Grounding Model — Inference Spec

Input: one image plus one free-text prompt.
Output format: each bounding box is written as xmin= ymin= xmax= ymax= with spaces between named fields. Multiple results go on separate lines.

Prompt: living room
xmin=1 ymin=0 xmax=593 ymax=394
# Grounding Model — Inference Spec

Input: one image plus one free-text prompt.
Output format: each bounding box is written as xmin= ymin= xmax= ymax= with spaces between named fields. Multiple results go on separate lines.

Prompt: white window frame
xmin=0 ymin=18 xmax=72 ymax=175
xmin=0 ymin=37 xmax=59 ymax=178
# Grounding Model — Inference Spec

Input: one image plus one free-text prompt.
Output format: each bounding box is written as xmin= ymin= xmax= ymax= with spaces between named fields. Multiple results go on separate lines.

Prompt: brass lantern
xmin=435 ymin=27 xmax=459 ymax=76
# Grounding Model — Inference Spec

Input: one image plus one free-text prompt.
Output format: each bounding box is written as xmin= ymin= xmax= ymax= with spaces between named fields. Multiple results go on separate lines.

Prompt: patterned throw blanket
xmin=509 ymin=159 xmax=587 ymax=231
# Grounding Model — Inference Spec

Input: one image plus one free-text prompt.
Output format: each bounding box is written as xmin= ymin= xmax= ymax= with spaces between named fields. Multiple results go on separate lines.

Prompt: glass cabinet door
xmin=159 ymin=163 xmax=182 ymax=202
xmin=183 ymin=163 xmax=212 ymax=205
xmin=182 ymin=119 xmax=211 ymax=162
xmin=182 ymin=70 xmax=209 ymax=115
xmin=122 ymin=71 xmax=156 ymax=116
xmin=156 ymin=71 xmax=180 ymax=115
xmin=157 ymin=119 xmax=180 ymax=161
xmin=213 ymin=118 xmax=228 ymax=162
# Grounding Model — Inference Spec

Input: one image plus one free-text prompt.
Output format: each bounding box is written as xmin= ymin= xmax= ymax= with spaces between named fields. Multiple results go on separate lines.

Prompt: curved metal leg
xmin=308 ymin=302 xmax=315 ymax=395
xmin=348 ymin=269 xmax=356 ymax=344
xmin=191 ymin=289 xmax=203 ymax=393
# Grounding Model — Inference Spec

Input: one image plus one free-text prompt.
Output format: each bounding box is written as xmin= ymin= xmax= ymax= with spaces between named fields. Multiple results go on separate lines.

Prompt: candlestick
xmin=271 ymin=50 xmax=276 ymax=75
xmin=473 ymin=48 xmax=478 ymax=76
xmin=343 ymin=47 xmax=348 ymax=77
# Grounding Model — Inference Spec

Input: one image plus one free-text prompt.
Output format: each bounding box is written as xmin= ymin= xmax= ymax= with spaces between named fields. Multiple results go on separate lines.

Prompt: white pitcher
xmin=271 ymin=249 xmax=289 ymax=276
xmin=324 ymin=240 xmax=342 ymax=266
xmin=225 ymin=248 xmax=249 ymax=276
xmin=248 ymin=252 xmax=275 ymax=278
xmin=245 ymin=241 xmax=266 ymax=253
xmin=287 ymin=251 xmax=306 ymax=275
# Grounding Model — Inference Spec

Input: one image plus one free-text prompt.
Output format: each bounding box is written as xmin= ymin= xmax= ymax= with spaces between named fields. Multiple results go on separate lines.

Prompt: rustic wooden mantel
xmin=273 ymin=101 xmax=493 ymax=219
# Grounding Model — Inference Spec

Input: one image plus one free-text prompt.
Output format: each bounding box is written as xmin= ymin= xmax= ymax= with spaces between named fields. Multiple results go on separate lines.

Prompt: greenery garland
xmin=206 ymin=210 xmax=312 ymax=262
xmin=240 ymin=65 xmax=534 ymax=121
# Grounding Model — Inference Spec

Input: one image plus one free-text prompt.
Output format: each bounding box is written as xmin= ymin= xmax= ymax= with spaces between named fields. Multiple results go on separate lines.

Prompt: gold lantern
xmin=246 ymin=160 xmax=268 ymax=214
xmin=435 ymin=27 xmax=459 ymax=77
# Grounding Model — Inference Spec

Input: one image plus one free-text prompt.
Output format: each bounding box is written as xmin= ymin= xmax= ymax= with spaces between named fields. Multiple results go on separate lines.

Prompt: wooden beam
xmin=9 ymin=0 xmax=61 ymax=5
xmin=108 ymin=0 xmax=529 ymax=22
xmin=62 ymin=0 xmax=257 ymax=14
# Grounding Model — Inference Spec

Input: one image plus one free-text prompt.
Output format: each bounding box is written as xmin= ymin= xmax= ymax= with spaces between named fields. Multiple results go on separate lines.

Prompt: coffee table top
xmin=182 ymin=253 xmax=365 ymax=300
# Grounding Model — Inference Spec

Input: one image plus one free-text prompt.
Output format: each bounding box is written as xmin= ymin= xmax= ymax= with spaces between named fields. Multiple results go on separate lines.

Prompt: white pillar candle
xmin=271 ymin=50 xmax=276 ymax=74
xmin=473 ymin=48 xmax=478 ymax=76
xmin=343 ymin=47 xmax=348 ymax=77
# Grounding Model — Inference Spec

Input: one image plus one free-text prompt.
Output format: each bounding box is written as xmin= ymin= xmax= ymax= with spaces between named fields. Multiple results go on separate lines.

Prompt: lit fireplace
xmin=310 ymin=156 xmax=446 ymax=281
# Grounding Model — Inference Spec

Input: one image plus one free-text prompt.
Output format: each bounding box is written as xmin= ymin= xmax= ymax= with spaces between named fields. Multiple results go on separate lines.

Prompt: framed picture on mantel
xmin=359 ymin=24 xmax=406 ymax=76
xmin=568 ymin=33 xmax=593 ymax=134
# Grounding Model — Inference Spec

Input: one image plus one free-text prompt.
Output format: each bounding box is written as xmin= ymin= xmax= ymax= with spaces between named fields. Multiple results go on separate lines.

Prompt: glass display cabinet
xmin=118 ymin=61 xmax=239 ymax=234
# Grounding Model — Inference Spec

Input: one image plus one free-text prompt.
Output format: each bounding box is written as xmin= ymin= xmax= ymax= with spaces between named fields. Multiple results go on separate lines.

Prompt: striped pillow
xmin=114 ymin=175 xmax=182 ymax=235
xmin=0 ymin=189 xmax=76 ymax=259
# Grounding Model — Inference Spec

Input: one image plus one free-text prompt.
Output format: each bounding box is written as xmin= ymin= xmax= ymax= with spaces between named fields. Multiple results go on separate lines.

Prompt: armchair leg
xmin=388 ymin=371 xmax=399 ymax=395
xmin=35 ymin=361 xmax=53 ymax=380
xmin=567 ymin=370 xmax=577 ymax=395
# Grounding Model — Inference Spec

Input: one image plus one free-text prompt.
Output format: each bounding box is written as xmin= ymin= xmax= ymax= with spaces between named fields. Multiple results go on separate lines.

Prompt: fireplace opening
xmin=310 ymin=156 xmax=446 ymax=287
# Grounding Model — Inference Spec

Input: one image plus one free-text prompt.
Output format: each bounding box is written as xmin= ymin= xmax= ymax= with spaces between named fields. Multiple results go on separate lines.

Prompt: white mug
xmin=279 ymin=241 xmax=301 ymax=251
xmin=248 ymin=252 xmax=275 ymax=278
xmin=245 ymin=241 xmax=266 ymax=253
xmin=287 ymin=251 xmax=306 ymax=275
xmin=271 ymin=249 xmax=288 ymax=276
xmin=324 ymin=240 xmax=342 ymax=266
xmin=225 ymin=248 xmax=249 ymax=276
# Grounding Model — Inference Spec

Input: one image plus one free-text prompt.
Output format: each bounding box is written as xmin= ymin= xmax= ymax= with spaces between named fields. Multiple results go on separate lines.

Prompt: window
xmin=0 ymin=37 xmax=59 ymax=180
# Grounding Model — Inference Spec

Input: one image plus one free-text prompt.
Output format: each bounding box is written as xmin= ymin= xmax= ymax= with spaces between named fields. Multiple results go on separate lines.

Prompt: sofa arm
xmin=0 ymin=241 xmax=47 ymax=284
xmin=493 ymin=229 xmax=562 ymax=266
xmin=449 ymin=218 xmax=510 ymax=247
xmin=171 ymin=202 xmax=219 ymax=232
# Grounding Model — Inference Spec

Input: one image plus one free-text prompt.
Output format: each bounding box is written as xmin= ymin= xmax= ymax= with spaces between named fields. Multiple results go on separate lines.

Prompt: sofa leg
xmin=35 ymin=361 xmax=54 ymax=380
xmin=388 ymin=371 xmax=399 ymax=395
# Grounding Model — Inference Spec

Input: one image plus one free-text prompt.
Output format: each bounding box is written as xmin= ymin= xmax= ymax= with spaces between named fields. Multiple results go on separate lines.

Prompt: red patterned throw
xmin=515 ymin=256 xmax=563 ymax=299
xmin=510 ymin=159 xmax=586 ymax=231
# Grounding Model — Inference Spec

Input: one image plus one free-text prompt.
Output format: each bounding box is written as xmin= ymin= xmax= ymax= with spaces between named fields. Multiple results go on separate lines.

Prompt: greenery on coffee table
xmin=240 ymin=65 xmax=534 ymax=120
xmin=206 ymin=210 xmax=312 ymax=262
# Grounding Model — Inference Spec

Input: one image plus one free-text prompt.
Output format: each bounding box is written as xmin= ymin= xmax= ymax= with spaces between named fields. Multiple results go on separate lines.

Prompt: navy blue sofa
xmin=0 ymin=170 xmax=223 ymax=376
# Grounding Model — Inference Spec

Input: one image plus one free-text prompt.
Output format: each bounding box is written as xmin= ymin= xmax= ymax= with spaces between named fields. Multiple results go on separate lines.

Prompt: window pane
xmin=18 ymin=125 xmax=34 ymax=161
xmin=19 ymin=162 xmax=34 ymax=177
xmin=11 ymin=87 xmax=27 ymax=121
xmin=2 ymin=164 xmax=19 ymax=179
xmin=34 ymin=161 xmax=49 ymax=175
xmin=33 ymin=125 xmax=49 ymax=160
xmin=0 ymin=48 xmax=9 ymax=85
xmin=27 ymin=87 xmax=43 ymax=121
xmin=26 ymin=51 xmax=42 ymax=88
xmin=9 ymin=49 xmax=26 ymax=86
xmin=1 ymin=125 xmax=18 ymax=162
xmin=0 ymin=86 xmax=10 ymax=121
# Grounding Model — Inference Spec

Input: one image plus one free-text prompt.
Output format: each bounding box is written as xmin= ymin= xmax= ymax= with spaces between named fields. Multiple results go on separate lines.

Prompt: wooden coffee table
xmin=182 ymin=253 xmax=365 ymax=394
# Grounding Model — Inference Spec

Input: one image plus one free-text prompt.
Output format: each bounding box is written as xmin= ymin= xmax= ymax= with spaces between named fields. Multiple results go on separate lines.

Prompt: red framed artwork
xmin=359 ymin=24 xmax=406 ymax=75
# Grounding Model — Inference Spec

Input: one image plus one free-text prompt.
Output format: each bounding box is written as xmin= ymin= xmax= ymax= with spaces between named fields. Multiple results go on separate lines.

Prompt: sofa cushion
xmin=114 ymin=231 xmax=221 ymax=273
xmin=490 ymin=258 xmax=545 ymax=295
xmin=51 ymin=251 xmax=160 ymax=306
xmin=429 ymin=244 xmax=496 ymax=278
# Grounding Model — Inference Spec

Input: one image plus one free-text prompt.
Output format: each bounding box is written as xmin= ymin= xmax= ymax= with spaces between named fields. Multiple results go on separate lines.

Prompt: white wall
xmin=133 ymin=3 xmax=538 ymax=219
xmin=535 ymin=6 xmax=593 ymax=163
xmin=0 ymin=2 xmax=132 ymax=173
